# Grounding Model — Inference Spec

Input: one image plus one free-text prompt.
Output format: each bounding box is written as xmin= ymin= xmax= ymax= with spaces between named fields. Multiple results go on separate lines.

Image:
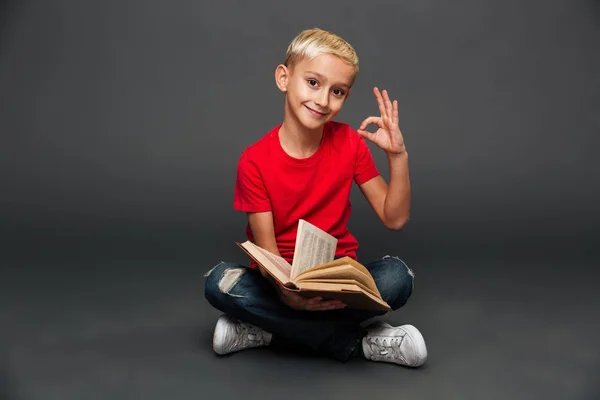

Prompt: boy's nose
xmin=314 ymin=91 xmax=329 ymax=108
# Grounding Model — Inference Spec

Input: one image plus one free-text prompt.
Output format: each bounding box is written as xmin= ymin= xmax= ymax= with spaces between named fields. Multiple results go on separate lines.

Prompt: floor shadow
xmin=192 ymin=322 xmax=326 ymax=360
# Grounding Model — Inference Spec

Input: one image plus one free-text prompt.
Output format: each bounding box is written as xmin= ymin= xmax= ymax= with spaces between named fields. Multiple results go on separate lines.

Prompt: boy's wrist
xmin=386 ymin=148 xmax=408 ymax=160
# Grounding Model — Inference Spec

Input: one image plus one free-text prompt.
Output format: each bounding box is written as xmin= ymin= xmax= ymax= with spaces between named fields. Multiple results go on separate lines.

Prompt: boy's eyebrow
xmin=305 ymin=70 xmax=351 ymax=88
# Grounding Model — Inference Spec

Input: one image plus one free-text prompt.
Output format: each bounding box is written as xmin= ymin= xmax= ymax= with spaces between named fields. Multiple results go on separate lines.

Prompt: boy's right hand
xmin=275 ymin=284 xmax=346 ymax=311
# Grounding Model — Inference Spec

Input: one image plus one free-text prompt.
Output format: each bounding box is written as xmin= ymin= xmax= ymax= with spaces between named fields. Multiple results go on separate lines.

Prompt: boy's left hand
xmin=276 ymin=284 xmax=346 ymax=311
xmin=357 ymin=87 xmax=406 ymax=156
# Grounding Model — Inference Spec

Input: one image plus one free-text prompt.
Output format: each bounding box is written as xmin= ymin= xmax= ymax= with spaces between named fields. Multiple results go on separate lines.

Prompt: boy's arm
xmin=356 ymin=87 xmax=411 ymax=230
xmin=234 ymin=151 xmax=281 ymax=274
xmin=247 ymin=211 xmax=281 ymax=279
xmin=359 ymin=153 xmax=410 ymax=231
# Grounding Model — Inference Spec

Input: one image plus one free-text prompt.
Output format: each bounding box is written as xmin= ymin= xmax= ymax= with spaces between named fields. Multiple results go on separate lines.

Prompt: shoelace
xmin=365 ymin=334 xmax=407 ymax=363
xmin=230 ymin=321 xmax=266 ymax=350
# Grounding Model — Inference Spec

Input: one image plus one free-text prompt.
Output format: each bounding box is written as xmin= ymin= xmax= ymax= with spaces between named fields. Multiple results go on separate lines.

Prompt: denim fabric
xmin=204 ymin=255 xmax=414 ymax=362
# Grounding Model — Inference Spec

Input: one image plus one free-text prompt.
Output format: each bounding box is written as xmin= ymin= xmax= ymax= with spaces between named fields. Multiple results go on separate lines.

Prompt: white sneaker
xmin=212 ymin=314 xmax=272 ymax=355
xmin=362 ymin=321 xmax=428 ymax=367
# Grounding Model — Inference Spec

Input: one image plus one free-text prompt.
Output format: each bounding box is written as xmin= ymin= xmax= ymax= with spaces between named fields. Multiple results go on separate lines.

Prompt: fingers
xmin=373 ymin=87 xmax=387 ymax=120
xmin=277 ymin=287 xmax=347 ymax=311
xmin=373 ymin=87 xmax=398 ymax=126
xmin=359 ymin=116 xmax=383 ymax=131
xmin=357 ymin=116 xmax=382 ymax=143
xmin=381 ymin=89 xmax=393 ymax=120
xmin=305 ymin=297 xmax=346 ymax=311
xmin=290 ymin=294 xmax=346 ymax=311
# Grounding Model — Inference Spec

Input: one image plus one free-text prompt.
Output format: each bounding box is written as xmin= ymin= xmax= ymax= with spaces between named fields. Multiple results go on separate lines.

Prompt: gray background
xmin=1 ymin=0 xmax=599 ymax=399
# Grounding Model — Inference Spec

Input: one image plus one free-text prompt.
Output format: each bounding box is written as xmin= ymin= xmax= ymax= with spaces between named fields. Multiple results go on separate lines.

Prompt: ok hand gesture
xmin=357 ymin=87 xmax=406 ymax=156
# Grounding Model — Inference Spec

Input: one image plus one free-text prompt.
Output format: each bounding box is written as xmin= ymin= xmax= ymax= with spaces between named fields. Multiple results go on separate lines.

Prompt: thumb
xmin=357 ymin=128 xmax=376 ymax=142
xmin=359 ymin=116 xmax=382 ymax=131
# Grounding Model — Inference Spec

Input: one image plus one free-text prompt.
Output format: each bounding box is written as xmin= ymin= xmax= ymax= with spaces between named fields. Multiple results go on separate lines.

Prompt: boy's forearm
xmin=383 ymin=151 xmax=411 ymax=230
xmin=254 ymin=243 xmax=282 ymax=281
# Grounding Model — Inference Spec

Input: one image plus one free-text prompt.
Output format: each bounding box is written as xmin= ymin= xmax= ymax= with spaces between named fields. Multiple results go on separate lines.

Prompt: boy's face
xmin=276 ymin=53 xmax=355 ymax=131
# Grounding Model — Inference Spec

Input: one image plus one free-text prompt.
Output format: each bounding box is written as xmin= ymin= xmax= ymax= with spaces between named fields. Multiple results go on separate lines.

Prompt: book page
xmin=291 ymin=219 xmax=337 ymax=278
xmin=304 ymin=278 xmax=380 ymax=298
xmin=294 ymin=264 xmax=381 ymax=297
xmin=237 ymin=241 xmax=292 ymax=284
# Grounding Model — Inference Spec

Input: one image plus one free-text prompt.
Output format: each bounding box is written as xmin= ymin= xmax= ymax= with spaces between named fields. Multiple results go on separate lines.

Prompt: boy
xmin=204 ymin=28 xmax=427 ymax=367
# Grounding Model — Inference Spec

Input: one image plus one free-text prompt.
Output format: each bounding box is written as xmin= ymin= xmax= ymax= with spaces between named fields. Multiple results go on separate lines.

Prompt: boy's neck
xmin=279 ymin=115 xmax=324 ymax=159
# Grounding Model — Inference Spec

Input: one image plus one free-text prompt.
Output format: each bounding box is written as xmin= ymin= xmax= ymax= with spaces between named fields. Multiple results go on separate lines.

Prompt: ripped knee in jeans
xmin=205 ymin=262 xmax=247 ymax=298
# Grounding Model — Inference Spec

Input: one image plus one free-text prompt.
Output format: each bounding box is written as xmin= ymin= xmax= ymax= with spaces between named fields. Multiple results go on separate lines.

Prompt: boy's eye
xmin=333 ymin=89 xmax=345 ymax=96
xmin=308 ymin=79 xmax=318 ymax=86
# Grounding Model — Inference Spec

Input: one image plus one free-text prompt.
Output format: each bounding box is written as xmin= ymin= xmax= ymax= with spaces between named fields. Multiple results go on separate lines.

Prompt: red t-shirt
xmin=233 ymin=121 xmax=380 ymax=265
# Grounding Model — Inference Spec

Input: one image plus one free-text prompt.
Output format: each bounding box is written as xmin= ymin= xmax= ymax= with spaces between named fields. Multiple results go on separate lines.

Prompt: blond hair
xmin=284 ymin=28 xmax=359 ymax=75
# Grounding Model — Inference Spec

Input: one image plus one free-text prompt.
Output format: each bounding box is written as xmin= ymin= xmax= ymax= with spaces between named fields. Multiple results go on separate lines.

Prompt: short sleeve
xmin=354 ymin=137 xmax=380 ymax=185
xmin=233 ymin=151 xmax=272 ymax=212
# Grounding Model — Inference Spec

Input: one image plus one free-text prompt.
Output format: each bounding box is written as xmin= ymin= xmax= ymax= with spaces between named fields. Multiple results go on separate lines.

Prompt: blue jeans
xmin=204 ymin=255 xmax=415 ymax=362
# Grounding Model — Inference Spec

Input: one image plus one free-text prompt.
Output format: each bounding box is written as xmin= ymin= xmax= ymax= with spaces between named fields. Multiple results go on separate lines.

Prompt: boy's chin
xmin=303 ymin=121 xmax=327 ymax=131
xmin=286 ymin=107 xmax=330 ymax=131
xmin=297 ymin=114 xmax=329 ymax=131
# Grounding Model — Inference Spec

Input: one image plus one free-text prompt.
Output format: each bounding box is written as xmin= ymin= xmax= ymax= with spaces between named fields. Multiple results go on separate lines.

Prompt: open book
xmin=236 ymin=219 xmax=391 ymax=311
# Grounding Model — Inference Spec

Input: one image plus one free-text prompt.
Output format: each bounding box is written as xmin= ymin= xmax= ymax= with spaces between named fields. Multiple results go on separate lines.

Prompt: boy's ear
xmin=275 ymin=64 xmax=289 ymax=92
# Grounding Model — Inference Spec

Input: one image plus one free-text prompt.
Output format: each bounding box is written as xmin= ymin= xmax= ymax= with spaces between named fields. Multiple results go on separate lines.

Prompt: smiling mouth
xmin=304 ymin=105 xmax=328 ymax=117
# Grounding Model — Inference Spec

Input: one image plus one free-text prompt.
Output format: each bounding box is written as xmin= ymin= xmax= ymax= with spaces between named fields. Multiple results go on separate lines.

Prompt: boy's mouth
xmin=304 ymin=105 xmax=328 ymax=117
